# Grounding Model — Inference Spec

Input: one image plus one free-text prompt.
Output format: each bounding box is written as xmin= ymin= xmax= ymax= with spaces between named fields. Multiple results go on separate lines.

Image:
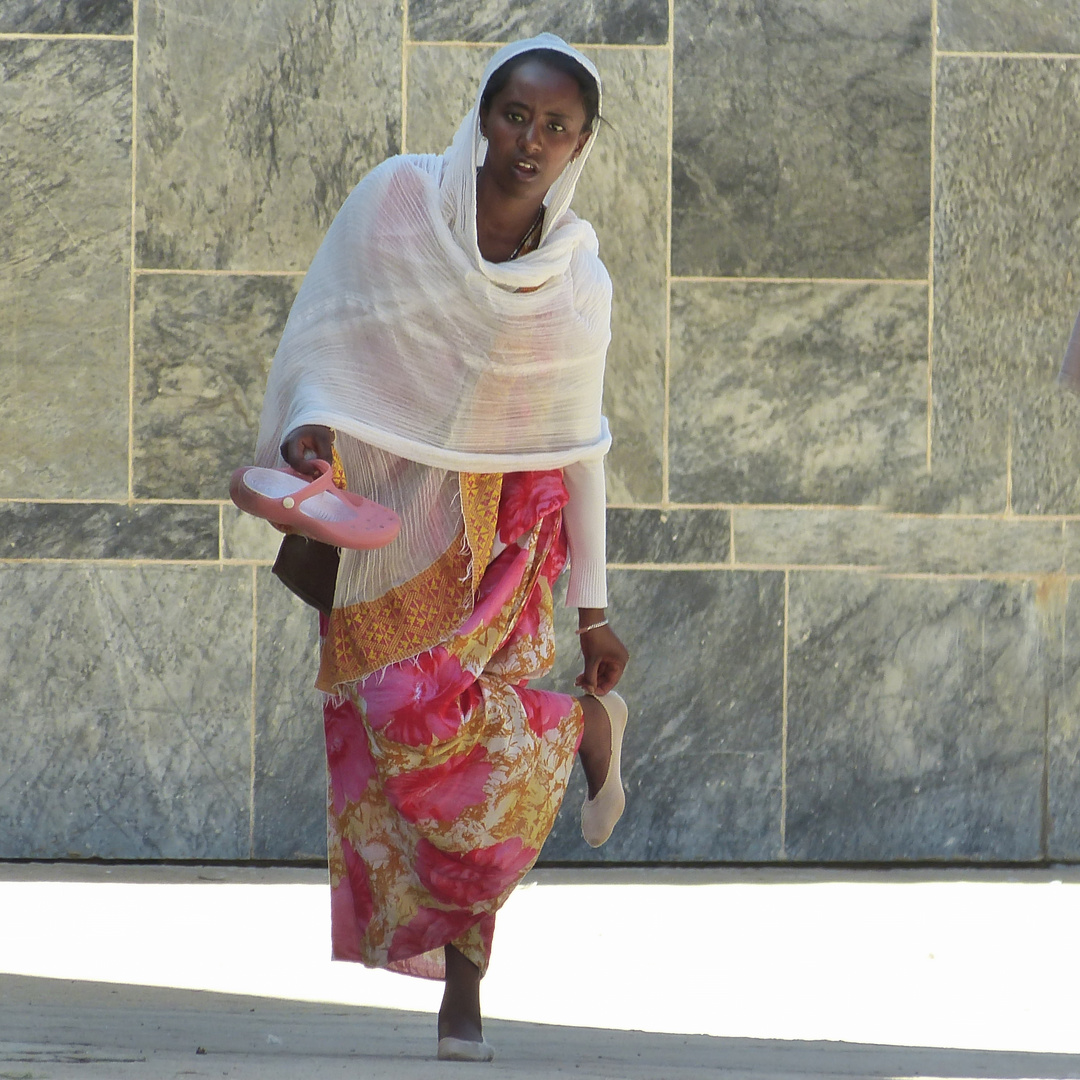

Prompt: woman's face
xmin=479 ymin=59 xmax=591 ymax=199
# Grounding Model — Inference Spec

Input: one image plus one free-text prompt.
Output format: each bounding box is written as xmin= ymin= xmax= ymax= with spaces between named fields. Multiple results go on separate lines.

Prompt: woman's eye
xmin=550 ymin=122 xmax=565 ymax=133
xmin=507 ymin=111 xmax=523 ymax=122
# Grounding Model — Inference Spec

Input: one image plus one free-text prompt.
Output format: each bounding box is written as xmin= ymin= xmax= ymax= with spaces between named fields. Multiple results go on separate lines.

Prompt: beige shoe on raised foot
xmin=437 ymin=1037 xmax=495 ymax=1062
xmin=580 ymin=691 xmax=628 ymax=848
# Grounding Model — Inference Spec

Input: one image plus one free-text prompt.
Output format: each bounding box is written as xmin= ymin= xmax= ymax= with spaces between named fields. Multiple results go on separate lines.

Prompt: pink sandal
xmin=229 ymin=459 xmax=400 ymax=550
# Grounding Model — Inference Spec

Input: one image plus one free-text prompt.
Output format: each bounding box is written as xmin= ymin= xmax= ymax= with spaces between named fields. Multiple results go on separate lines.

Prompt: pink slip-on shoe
xmin=230 ymin=459 xmax=400 ymax=550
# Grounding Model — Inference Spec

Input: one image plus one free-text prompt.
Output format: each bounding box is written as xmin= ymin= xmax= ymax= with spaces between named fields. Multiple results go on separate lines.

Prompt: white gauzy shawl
xmin=255 ymin=35 xmax=611 ymax=610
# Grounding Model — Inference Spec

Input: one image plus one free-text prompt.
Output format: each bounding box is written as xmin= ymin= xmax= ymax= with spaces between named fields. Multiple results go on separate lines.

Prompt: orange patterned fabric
xmin=460 ymin=472 xmax=502 ymax=592
xmin=318 ymin=537 xmax=473 ymax=692
xmin=324 ymin=470 xmax=582 ymax=980
xmin=317 ymin=471 xmax=503 ymax=691
xmin=330 ymin=444 xmax=348 ymax=489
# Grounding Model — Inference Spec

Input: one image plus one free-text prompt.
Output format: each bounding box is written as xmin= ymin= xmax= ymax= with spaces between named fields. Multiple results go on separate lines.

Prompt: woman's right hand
xmin=281 ymin=424 xmax=334 ymax=477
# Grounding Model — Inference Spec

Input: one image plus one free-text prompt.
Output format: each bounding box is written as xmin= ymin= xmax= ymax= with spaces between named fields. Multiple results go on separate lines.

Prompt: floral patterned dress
xmin=320 ymin=469 xmax=583 ymax=979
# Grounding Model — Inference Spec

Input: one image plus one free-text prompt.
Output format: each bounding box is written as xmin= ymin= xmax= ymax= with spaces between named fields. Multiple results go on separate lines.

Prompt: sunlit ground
xmin=1 ymin=865 xmax=1077 ymax=1056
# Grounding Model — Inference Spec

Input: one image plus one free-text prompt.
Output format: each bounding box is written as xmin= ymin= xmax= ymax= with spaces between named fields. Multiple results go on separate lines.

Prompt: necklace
xmin=509 ymin=205 xmax=545 ymax=260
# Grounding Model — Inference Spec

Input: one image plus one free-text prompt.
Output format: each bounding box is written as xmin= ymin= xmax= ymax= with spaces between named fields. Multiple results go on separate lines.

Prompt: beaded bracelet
xmin=575 ymin=618 xmax=609 ymax=635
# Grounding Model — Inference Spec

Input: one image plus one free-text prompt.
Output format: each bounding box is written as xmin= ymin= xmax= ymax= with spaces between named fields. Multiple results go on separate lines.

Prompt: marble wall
xmin=3 ymin=1 xmax=1079 ymax=865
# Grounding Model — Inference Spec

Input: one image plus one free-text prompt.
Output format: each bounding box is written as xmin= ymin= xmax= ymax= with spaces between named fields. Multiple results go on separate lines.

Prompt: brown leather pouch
xmin=271 ymin=534 xmax=339 ymax=616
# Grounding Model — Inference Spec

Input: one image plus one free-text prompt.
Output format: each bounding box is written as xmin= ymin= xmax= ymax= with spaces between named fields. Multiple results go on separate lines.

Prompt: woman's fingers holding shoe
xmin=576 ymin=623 xmax=629 ymax=696
xmin=282 ymin=425 xmax=334 ymax=476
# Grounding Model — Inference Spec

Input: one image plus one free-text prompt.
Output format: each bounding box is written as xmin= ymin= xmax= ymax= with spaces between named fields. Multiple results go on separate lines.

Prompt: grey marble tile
xmin=786 ymin=573 xmax=1047 ymax=862
xmin=408 ymin=0 xmax=668 ymax=45
xmin=407 ymin=45 xmax=668 ymax=503
xmin=0 ymin=502 xmax=219 ymax=561
xmin=538 ymin=568 xmax=785 ymax=862
xmin=0 ymin=564 xmax=253 ymax=859
xmin=938 ymin=2 xmax=1080 ymax=53
xmin=222 ymin=505 xmax=287 ymax=562
xmin=0 ymin=1 xmax=132 ymax=34
xmin=1048 ymin=578 xmax=1080 ymax=858
xmin=932 ymin=58 xmax=1080 ymax=514
xmin=1065 ymin=523 xmax=1080 ymax=574
xmin=252 ymin=567 xmax=326 ymax=860
xmin=672 ymin=0 xmax=931 ymax=278
xmin=0 ymin=40 xmax=131 ymax=500
xmin=133 ymin=274 xmax=297 ymax=500
xmin=404 ymin=45 xmax=485 ymax=154
xmin=136 ymin=0 xmax=402 ymax=271
xmin=1011 ymin=381 xmax=1080 ymax=516
xmin=607 ymin=508 xmax=730 ymax=564
xmin=670 ymin=282 xmax=928 ymax=505
xmin=733 ymin=508 xmax=1066 ymax=574
xmin=572 ymin=49 xmax=667 ymax=504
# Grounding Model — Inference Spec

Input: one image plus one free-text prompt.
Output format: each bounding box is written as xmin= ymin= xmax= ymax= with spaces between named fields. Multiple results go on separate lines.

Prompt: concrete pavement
xmin=2 ymin=863 xmax=1080 ymax=1078
xmin=5 ymin=973 xmax=1080 ymax=1079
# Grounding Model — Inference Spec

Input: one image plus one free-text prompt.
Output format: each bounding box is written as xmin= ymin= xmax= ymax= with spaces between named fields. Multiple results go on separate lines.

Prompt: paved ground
xmin=2 ymin=863 xmax=1080 ymax=1078
xmin=5 ymin=973 xmax=1080 ymax=1080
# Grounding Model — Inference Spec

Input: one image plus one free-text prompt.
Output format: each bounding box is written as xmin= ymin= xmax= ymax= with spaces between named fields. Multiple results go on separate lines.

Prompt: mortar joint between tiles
xmin=400 ymin=0 xmax=409 ymax=153
xmin=780 ymin=569 xmax=789 ymax=858
xmin=661 ymin=0 xmax=675 ymax=507
xmin=249 ymin=564 xmax=258 ymax=858
xmin=937 ymin=49 xmax=1080 ymax=61
xmin=126 ymin=4 xmax=138 ymax=506
xmin=1005 ymin=405 xmax=1014 ymax=516
xmin=926 ymin=0 xmax=937 ymax=476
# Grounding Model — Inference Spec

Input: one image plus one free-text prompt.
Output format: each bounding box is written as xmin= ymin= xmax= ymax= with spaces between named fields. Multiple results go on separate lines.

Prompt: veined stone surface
xmin=0 ymin=503 xmax=219 ymax=561
xmin=571 ymin=48 xmax=667 ymax=504
xmin=670 ymin=282 xmax=927 ymax=505
xmin=4 ymin=0 xmax=1079 ymax=867
xmin=0 ymin=564 xmax=253 ymax=859
xmin=136 ymin=0 xmax=401 ymax=271
xmin=222 ymin=505 xmax=288 ymax=563
xmin=539 ymin=569 xmax=784 ymax=862
xmin=0 ymin=40 xmax=131 ymax=499
xmin=408 ymin=0 xmax=668 ymax=45
xmin=0 ymin=1 xmax=132 ymax=33
xmin=672 ymin=0 xmax=931 ymax=278
xmin=252 ymin=567 xmax=326 ymax=860
xmin=607 ymin=508 xmax=731 ymax=565
xmin=933 ymin=58 xmax=1080 ymax=515
xmin=733 ymin=508 xmax=1067 ymax=575
xmin=938 ymin=1 xmax=1080 ymax=53
xmin=786 ymin=573 xmax=1048 ymax=862
xmin=133 ymin=274 xmax=297 ymax=500
xmin=1048 ymin=580 xmax=1080 ymax=858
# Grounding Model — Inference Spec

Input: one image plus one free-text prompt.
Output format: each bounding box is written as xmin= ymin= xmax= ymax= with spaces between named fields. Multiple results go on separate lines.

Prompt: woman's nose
xmin=519 ymin=121 xmax=541 ymax=152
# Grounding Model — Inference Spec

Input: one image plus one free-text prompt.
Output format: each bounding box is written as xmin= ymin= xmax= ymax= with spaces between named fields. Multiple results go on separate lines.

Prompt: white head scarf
xmin=254 ymin=33 xmax=611 ymax=475
xmin=254 ymin=36 xmax=610 ymax=609
xmin=440 ymin=33 xmax=604 ymax=288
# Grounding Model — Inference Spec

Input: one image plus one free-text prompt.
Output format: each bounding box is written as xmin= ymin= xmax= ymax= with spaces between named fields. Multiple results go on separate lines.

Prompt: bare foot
xmin=439 ymin=944 xmax=484 ymax=1043
xmin=577 ymin=695 xmax=612 ymax=800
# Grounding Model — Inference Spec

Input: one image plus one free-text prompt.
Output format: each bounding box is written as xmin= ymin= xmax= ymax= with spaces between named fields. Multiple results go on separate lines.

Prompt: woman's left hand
xmin=576 ymin=621 xmax=629 ymax=697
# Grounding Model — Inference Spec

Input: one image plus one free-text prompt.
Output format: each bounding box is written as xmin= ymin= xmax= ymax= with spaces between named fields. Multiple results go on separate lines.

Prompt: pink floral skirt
xmin=322 ymin=470 xmax=583 ymax=979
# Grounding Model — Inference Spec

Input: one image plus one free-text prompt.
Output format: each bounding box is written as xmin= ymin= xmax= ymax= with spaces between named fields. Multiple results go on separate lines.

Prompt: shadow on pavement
xmin=2 ymin=974 xmax=1078 ymax=1079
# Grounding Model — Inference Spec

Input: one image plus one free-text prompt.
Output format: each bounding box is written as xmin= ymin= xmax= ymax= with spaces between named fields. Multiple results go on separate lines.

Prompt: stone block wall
xmin=2 ymin=1 xmax=1079 ymax=864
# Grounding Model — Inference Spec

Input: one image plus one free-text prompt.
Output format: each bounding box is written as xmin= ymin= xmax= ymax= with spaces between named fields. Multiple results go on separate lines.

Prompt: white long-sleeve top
xmin=562 ymin=457 xmax=607 ymax=609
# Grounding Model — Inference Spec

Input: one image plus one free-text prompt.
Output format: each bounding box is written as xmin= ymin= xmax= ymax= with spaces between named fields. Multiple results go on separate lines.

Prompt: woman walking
xmin=254 ymin=34 xmax=628 ymax=1061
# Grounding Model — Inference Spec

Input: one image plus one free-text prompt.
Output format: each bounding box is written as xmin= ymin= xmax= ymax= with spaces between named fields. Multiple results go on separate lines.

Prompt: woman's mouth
xmin=513 ymin=159 xmax=539 ymax=178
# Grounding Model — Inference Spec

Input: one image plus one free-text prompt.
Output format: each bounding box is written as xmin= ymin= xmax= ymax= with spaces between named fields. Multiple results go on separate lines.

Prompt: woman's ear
xmin=573 ymin=129 xmax=592 ymax=159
